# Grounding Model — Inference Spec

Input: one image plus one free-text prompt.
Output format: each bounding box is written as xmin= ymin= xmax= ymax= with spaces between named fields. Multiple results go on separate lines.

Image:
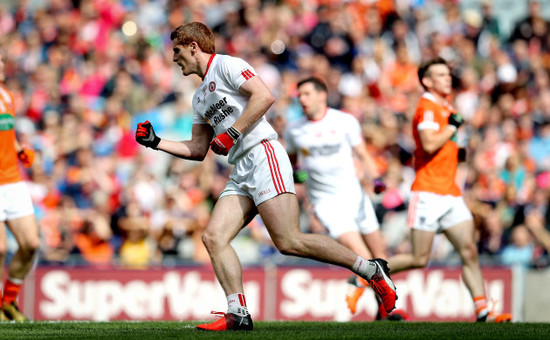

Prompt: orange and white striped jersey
xmin=411 ymin=92 xmax=460 ymax=196
xmin=0 ymin=83 xmax=22 ymax=185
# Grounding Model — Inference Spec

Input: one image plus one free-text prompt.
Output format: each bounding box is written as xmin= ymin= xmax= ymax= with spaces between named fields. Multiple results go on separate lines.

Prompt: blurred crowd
xmin=0 ymin=0 xmax=549 ymax=269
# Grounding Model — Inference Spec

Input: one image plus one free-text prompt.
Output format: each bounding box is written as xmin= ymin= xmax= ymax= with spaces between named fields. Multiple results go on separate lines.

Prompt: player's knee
xmin=460 ymin=243 xmax=479 ymax=263
xmin=20 ymin=238 xmax=39 ymax=258
xmin=201 ymin=231 xmax=216 ymax=252
xmin=411 ymin=255 xmax=430 ymax=269
xmin=272 ymin=237 xmax=302 ymax=256
xmin=277 ymin=245 xmax=300 ymax=257
xmin=201 ymin=230 xmax=226 ymax=253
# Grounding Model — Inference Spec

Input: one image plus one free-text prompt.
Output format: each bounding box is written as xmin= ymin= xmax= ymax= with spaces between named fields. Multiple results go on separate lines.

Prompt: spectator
xmin=478 ymin=208 xmax=508 ymax=258
xmin=118 ymin=221 xmax=154 ymax=269
xmin=74 ymin=215 xmax=114 ymax=266
xmin=501 ymin=225 xmax=535 ymax=267
xmin=509 ymin=0 xmax=549 ymax=51
xmin=0 ymin=0 xmax=547 ymax=271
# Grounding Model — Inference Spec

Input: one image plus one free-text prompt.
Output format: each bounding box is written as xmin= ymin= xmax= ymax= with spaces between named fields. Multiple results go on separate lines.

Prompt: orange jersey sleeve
xmin=411 ymin=93 xmax=461 ymax=196
xmin=0 ymin=84 xmax=23 ymax=185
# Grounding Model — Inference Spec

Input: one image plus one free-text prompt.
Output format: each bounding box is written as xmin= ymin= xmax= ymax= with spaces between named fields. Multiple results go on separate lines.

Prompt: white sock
xmin=227 ymin=293 xmax=249 ymax=316
xmin=7 ymin=277 xmax=24 ymax=285
xmin=352 ymin=256 xmax=377 ymax=280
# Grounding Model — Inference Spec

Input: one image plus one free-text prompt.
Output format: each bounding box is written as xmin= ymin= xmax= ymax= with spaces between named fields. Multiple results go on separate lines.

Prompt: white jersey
xmin=284 ymin=108 xmax=363 ymax=203
xmin=192 ymin=54 xmax=278 ymax=164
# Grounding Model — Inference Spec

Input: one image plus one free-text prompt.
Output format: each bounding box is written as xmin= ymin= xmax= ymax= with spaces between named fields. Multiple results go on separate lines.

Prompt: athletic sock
xmin=474 ymin=296 xmax=489 ymax=319
xmin=3 ymin=278 xmax=23 ymax=305
xmin=227 ymin=293 xmax=249 ymax=316
xmin=352 ymin=256 xmax=377 ymax=280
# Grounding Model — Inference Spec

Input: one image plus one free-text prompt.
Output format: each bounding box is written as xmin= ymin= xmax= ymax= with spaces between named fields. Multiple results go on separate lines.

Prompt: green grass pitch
xmin=1 ymin=321 xmax=549 ymax=339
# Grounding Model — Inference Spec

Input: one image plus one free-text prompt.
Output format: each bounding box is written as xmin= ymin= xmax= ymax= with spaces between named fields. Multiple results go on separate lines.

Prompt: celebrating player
xmin=284 ymin=77 xmax=404 ymax=320
xmin=0 ymin=51 xmax=40 ymax=322
xmin=386 ymin=57 xmax=511 ymax=322
xmin=135 ymin=22 xmax=397 ymax=331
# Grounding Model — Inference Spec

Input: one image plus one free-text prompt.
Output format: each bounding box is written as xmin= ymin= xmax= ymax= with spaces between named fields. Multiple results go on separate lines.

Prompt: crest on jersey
xmin=209 ymin=81 xmax=216 ymax=92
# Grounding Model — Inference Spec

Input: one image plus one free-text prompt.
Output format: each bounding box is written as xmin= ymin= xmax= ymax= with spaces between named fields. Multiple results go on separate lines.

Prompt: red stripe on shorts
xmin=264 ymin=140 xmax=286 ymax=192
xmin=261 ymin=140 xmax=283 ymax=194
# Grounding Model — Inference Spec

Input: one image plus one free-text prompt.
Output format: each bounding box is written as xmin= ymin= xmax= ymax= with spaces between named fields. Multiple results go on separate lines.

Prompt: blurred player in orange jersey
xmin=386 ymin=57 xmax=511 ymax=322
xmin=0 ymin=51 xmax=39 ymax=322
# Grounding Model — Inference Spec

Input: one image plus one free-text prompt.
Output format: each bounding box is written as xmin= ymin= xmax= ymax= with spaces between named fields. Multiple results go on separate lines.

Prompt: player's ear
xmin=190 ymin=41 xmax=198 ymax=54
xmin=320 ymin=90 xmax=328 ymax=102
xmin=421 ymin=76 xmax=431 ymax=89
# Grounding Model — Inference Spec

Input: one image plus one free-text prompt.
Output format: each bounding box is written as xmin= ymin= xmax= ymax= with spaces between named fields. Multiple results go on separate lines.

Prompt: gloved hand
xmin=458 ymin=148 xmax=467 ymax=163
xmin=17 ymin=147 xmax=35 ymax=168
xmin=447 ymin=113 xmax=464 ymax=131
xmin=373 ymin=177 xmax=386 ymax=194
xmin=135 ymin=120 xmax=161 ymax=149
xmin=210 ymin=132 xmax=235 ymax=156
xmin=293 ymin=169 xmax=309 ymax=184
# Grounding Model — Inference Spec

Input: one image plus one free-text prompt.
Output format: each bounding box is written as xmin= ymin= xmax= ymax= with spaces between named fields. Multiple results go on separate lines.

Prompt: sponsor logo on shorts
xmin=258 ymin=188 xmax=271 ymax=197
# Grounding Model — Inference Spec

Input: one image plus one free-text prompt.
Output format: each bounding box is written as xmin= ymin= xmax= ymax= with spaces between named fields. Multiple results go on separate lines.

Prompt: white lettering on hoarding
xmin=39 ymin=270 xmax=259 ymax=321
xmin=38 ymin=268 xmax=506 ymax=321
xmin=280 ymin=269 xmax=506 ymax=319
xmin=280 ymin=270 xmax=377 ymax=318
xmin=41 ymin=271 xmax=68 ymax=318
xmin=402 ymin=271 xmax=472 ymax=317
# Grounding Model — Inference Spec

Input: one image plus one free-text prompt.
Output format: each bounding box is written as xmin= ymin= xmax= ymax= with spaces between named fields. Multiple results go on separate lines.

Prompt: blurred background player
xmin=0 ymin=51 xmax=39 ymax=322
xmin=284 ymin=77 xmax=405 ymax=321
xmin=135 ymin=22 xmax=397 ymax=331
xmin=386 ymin=57 xmax=511 ymax=323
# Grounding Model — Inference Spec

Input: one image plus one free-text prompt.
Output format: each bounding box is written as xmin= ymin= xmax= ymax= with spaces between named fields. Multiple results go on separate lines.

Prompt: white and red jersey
xmin=284 ymin=108 xmax=363 ymax=203
xmin=192 ymin=54 xmax=278 ymax=164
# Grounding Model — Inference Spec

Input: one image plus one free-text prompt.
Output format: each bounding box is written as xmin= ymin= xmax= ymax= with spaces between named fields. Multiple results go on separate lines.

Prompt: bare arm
xmin=157 ymin=123 xmax=214 ymax=161
xmin=14 ymin=139 xmax=22 ymax=153
xmin=353 ymin=142 xmax=380 ymax=179
xmin=418 ymin=126 xmax=456 ymax=154
xmin=231 ymin=76 xmax=275 ymax=134
xmin=525 ymin=212 xmax=550 ymax=251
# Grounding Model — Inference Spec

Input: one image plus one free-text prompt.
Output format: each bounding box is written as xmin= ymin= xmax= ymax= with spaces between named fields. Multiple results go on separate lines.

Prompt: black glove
xmin=458 ymin=147 xmax=467 ymax=163
xmin=136 ymin=120 xmax=161 ymax=149
xmin=448 ymin=113 xmax=464 ymax=131
xmin=293 ymin=169 xmax=309 ymax=184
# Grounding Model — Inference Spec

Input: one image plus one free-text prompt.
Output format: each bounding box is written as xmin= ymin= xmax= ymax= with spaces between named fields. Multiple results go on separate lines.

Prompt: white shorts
xmin=313 ymin=190 xmax=379 ymax=239
xmin=220 ymin=139 xmax=295 ymax=206
xmin=0 ymin=181 xmax=35 ymax=221
xmin=407 ymin=191 xmax=472 ymax=233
